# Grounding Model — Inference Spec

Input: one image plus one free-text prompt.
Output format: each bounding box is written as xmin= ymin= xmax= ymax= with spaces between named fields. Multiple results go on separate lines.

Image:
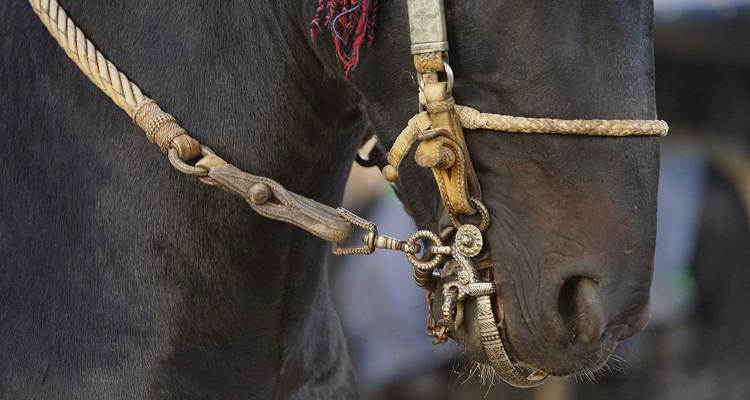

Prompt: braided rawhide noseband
xmin=28 ymin=0 xmax=667 ymax=389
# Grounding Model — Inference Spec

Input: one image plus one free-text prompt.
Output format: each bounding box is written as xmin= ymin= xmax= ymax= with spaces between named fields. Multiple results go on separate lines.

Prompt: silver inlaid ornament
xmin=454 ymin=224 xmax=483 ymax=257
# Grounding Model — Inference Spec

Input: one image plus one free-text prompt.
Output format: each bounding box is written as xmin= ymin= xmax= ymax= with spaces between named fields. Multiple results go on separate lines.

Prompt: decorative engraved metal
xmin=407 ymin=0 xmax=449 ymax=54
xmin=333 ymin=208 xmax=420 ymax=255
xmin=449 ymin=196 xmax=491 ymax=232
xmin=442 ymin=286 xmax=458 ymax=328
xmin=437 ymin=246 xmax=497 ymax=336
xmin=332 ymin=208 xmax=379 ymax=255
xmin=477 ymin=295 xmax=550 ymax=387
xmin=455 ymin=224 xmax=483 ymax=257
xmin=405 ymin=230 xmax=445 ymax=271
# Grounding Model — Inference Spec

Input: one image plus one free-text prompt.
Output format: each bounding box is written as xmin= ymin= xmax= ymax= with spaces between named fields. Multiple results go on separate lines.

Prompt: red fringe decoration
xmin=311 ymin=0 xmax=378 ymax=76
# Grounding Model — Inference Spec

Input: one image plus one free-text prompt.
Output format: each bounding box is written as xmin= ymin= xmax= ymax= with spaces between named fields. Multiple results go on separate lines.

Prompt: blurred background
xmin=329 ymin=1 xmax=750 ymax=399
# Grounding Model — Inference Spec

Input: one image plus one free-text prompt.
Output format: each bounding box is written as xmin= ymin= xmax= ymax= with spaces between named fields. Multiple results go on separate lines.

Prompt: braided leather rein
xmin=28 ymin=0 xmax=667 ymax=388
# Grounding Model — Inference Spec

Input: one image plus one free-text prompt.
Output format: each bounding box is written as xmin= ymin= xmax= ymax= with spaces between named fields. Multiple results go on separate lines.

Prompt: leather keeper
xmin=413 ymin=52 xmax=444 ymax=74
xmin=415 ymin=82 xmax=481 ymax=215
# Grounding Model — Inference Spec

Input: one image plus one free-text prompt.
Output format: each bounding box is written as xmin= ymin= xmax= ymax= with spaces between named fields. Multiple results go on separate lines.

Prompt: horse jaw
xmin=337 ymin=0 xmax=661 ymax=381
xmin=429 ymin=132 xmax=658 ymax=378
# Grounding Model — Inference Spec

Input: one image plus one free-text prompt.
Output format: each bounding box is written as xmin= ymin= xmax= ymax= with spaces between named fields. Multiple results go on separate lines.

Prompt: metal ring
xmin=443 ymin=60 xmax=454 ymax=94
xmin=417 ymin=60 xmax=454 ymax=95
xmin=417 ymin=74 xmax=426 ymax=112
xmin=168 ymin=145 xmax=215 ymax=177
xmin=406 ymin=230 xmax=445 ymax=271
xmin=355 ymin=152 xmax=376 ymax=168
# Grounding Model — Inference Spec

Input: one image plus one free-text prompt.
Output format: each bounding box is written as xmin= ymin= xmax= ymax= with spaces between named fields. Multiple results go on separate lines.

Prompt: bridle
xmin=27 ymin=0 xmax=668 ymax=388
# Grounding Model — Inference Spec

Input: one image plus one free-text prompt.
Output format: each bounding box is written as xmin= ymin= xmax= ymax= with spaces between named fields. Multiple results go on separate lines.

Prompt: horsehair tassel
xmin=28 ymin=0 xmax=201 ymax=160
xmin=310 ymin=0 xmax=379 ymax=76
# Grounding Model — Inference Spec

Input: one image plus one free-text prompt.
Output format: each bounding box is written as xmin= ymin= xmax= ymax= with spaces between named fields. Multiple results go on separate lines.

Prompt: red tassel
xmin=311 ymin=0 xmax=379 ymax=76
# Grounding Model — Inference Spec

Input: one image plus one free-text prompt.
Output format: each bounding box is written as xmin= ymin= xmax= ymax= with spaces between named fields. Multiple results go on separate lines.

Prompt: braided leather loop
xmin=456 ymin=105 xmax=669 ymax=137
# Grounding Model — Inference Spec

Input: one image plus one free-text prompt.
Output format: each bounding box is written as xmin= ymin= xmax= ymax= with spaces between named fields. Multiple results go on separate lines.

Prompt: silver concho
xmin=454 ymin=224 xmax=483 ymax=257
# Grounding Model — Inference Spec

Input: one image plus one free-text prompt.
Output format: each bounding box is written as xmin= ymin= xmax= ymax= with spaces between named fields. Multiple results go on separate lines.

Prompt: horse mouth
xmin=430 ymin=204 xmax=635 ymax=382
xmin=425 ymin=225 xmax=552 ymax=382
xmin=429 ymin=280 xmax=548 ymax=377
xmin=430 ymin=278 xmax=613 ymax=381
xmin=426 ymin=227 xmax=616 ymax=382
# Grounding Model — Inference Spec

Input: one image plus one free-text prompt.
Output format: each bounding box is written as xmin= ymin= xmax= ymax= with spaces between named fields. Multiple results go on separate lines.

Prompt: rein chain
xmin=28 ymin=0 xmax=668 ymax=388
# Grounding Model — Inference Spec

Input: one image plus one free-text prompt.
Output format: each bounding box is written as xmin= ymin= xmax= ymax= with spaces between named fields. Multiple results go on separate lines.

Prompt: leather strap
xmin=415 ymin=82 xmax=481 ymax=215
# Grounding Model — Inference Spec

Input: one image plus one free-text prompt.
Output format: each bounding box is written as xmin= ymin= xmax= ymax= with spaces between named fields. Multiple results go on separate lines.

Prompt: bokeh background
xmin=329 ymin=1 xmax=750 ymax=399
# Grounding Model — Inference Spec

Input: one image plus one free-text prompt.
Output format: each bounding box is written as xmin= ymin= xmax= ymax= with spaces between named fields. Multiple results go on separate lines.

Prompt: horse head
xmin=316 ymin=0 xmax=659 ymax=378
xmin=3 ymin=0 xmax=661 ymax=395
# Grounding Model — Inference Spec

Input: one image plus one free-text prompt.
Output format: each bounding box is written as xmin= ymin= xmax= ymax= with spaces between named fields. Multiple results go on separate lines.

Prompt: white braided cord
xmin=29 ymin=0 xmax=146 ymax=118
xmin=455 ymin=105 xmax=669 ymax=137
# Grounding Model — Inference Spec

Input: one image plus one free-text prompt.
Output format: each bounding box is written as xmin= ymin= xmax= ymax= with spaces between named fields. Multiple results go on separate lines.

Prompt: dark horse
xmin=0 ymin=0 xmax=660 ymax=398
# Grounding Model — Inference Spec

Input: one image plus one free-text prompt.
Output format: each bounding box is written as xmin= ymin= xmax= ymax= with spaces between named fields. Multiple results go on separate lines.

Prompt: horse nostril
xmin=557 ymin=276 xmax=606 ymax=346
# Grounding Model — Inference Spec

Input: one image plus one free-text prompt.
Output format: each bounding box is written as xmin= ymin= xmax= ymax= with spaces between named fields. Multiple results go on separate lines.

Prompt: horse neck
xmin=6 ymin=0 xmax=362 ymax=395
